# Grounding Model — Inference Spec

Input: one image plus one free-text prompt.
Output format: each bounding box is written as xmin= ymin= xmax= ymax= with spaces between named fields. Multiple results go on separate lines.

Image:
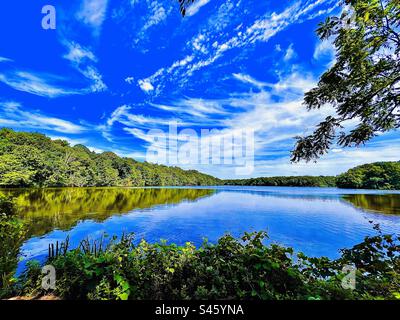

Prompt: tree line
xmin=224 ymin=176 xmax=337 ymax=187
xmin=225 ymin=162 xmax=400 ymax=190
xmin=0 ymin=129 xmax=220 ymax=187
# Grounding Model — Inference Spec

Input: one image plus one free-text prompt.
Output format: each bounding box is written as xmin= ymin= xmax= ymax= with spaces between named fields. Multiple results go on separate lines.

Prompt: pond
xmin=1 ymin=186 xmax=400 ymax=273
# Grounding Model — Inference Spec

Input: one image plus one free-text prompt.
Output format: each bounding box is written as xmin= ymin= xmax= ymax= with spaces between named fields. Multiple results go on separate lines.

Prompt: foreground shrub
xmin=0 ymin=195 xmax=26 ymax=298
xmin=19 ymin=230 xmax=400 ymax=300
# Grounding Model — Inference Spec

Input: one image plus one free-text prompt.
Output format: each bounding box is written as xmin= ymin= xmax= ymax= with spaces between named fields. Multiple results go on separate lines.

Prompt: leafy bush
xmin=19 ymin=230 xmax=400 ymax=300
xmin=0 ymin=195 xmax=26 ymax=298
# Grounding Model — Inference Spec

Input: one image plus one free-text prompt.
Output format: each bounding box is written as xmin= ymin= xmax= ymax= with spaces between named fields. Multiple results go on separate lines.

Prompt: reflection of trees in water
xmin=342 ymin=194 xmax=400 ymax=215
xmin=0 ymin=188 xmax=215 ymax=237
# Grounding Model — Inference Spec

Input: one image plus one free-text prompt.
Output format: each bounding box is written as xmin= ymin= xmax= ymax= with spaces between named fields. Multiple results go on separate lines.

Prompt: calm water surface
xmin=1 ymin=186 xmax=400 ymax=273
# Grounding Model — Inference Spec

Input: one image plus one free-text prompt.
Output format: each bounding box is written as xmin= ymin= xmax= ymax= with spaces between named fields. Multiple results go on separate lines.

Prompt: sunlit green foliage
xmin=18 ymin=230 xmax=400 ymax=300
xmin=0 ymin=129 xmax=220 ymax=187
xmin=292 ymin=0 xmax=400 ymax=162
xmin=0 ymin=195 xmax=26 ymax=298
xmin=226 ymin=162 xmax=400 ymax=190
xmin=337 ymin=161 xmax=400 ymax=189
xmin=225 ymin=176 xmax=337 ymax=187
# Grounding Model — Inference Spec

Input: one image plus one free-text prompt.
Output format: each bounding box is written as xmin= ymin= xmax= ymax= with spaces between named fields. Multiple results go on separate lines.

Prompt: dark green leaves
xmin=337 ymin=161 xmax=400 ymax=189
xmin=16 ymin=230 xmax=400 ymax=300
xmin=292 ymin=0 xmax=400 ymax=162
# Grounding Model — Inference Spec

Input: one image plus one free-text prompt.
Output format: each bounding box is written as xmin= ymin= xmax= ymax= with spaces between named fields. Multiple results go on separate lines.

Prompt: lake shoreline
xmin=1 ymin=185 xmax=400 ymax=191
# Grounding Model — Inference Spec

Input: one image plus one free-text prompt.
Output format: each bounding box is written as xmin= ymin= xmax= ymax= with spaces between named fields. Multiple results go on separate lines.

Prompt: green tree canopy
xmin=336 ymin=161 xmax=400 ymax=189
xmin=292 ymin=0 xmax=400 ymax=162
xmin=0 ymin=129 xmax=220 ymax=188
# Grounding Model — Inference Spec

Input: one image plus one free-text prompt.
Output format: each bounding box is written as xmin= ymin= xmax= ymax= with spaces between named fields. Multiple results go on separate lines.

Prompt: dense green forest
xmin=224 ymin=176 xmax=337 ymax=187
xmin=0 ymin=129 xmax=220 ymax=187
xmin=337 ymin=162 xmax=400 ymax=190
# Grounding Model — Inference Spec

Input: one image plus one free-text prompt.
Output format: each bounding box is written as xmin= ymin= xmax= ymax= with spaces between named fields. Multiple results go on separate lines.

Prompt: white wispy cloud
xmin=138 ymin=79 xmax=154 ymax=92
xmin=76 ymin=0 xmax=109 ymax=35
xmin=0 ymin=56 xmax=12 ymax=63
xmin=313 ymin=39 xmax=336 ymax=65
xmin=0 ymin=101 xmax=87 ymax=134
xmin=63 ymin=41 xmax=107 ymax=92
xmin=232 ymin=73 xmax=269 ymax=89
xmin=0 ymin=71 xmax=82 ymax=98
xmin=123 ymin=127 xmax=156 ymax=144
xmin=143 ymin=1 xmax=168 ymax=30
xmin=101 ymin=104 xmax=182 ymax=143
xmin=283 ymin=44 xmax=297 ymax=61
xmin=272 ymin=72 xmax=316 ymax=94
xmin=106 ymin=105 xmax=189 ymax=129
xmin=186 ymin=0 xmax=211 ymax=17
xmin=82 ymin=66 xmax=107 ymax=92
xmin=63 ymin=42 xmax=97 ymax=64
xmin=150 ymin=98 xmax=229 ymax=121
xmin=137 ymin=55 xmax=194 ymax=93
xmin=130 ymin=0 xmax=174 ymax=47
xmin=125 ymin=76 xmax=135 ymax=84
xmin=0 ymin=41 xmax=106 ymax=97
xmin=233 ymin=70 xmax=316 ymax=97
xmin=106 ymin=105 xmax=130 ymax=126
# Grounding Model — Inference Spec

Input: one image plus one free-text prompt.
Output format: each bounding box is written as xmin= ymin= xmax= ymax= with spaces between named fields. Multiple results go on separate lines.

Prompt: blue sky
xmin=0 ymin=0 xmax=399 ymax=179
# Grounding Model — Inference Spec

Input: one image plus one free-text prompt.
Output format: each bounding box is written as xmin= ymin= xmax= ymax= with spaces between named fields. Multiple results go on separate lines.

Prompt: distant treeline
xmin=0 ymin=129 xmax=220 ymax=187
xmin=224 ymin=176 xmax=337 ymax=187
xmin=336 ymin=162 xmax=400 ymax=190
xmin=225 ymin=162 xmax=400 ymax=190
